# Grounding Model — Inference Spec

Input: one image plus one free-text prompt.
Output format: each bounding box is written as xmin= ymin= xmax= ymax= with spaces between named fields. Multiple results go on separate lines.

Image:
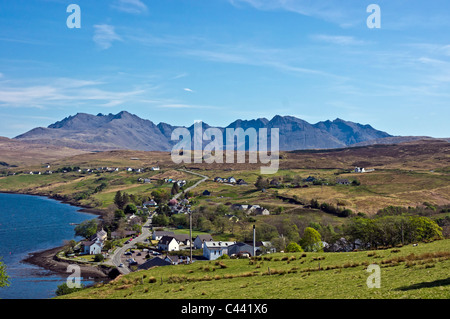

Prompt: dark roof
xmin=153 ymin=231 xmax=175 ymax=237
xmin=82 ymin=240 xmax=95 ymax=246
xmin=138 ymin=257 xmax=172 ymax=270
xmin=173 ymin=234 xmax=190 ymax=242
xmin=158 ymin=235 xmax=177 ymax=245
xmin=195 ymin=234 xmax=213 ymax=241
xmin=232 ymin=242 xmax=252 ymax=247
xmin=244 ymin=241 xmax=266 ymax=247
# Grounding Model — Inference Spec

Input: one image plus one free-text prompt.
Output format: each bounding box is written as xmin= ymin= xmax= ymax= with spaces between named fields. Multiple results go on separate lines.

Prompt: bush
xmin=285 ymin=242 xmax=303 ymax=253
xmin=55 ymin=282 xmax=84 ymax=296
xmin=94 ymin=254 xmax=104 ymax=262
xmin=300 ymin=227 xmax=323 ymax=252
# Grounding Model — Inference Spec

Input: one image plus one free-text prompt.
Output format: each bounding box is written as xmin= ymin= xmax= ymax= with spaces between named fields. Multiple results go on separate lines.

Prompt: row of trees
xmin=344 ymin=215 xmax=443 ymax=249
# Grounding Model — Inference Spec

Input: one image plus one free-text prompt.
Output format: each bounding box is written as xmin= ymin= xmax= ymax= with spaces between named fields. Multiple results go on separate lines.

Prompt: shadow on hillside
xmin=396 ymin=278 xmax=450 ymax=291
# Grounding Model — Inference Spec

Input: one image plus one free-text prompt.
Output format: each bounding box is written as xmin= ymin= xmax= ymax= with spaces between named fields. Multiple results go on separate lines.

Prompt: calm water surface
xmin=0 ymin=193 xmax=97 ymax=299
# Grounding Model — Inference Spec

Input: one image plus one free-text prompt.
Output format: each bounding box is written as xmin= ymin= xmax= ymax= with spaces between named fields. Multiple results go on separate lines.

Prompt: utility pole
xmin=253 ymin=224 xmax=256 ymax=257
xmin=189 ymin=208 xmax=193 ymax=264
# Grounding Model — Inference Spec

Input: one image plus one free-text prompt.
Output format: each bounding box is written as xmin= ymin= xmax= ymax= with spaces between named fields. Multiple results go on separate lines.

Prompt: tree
xmin=213 ymin=216 xmax=227 ymax=234
xmin=351 ymin=179 xmax=361 ymax=186
xmin=55 ymin=282 xmax=84 ymax=296
xmin=171 ymin=214 xmax=188 ymax=228
xmin=281 ymin=219 xmax=300 ymax=243
xmin=124 ymin=203 xmax=138 ymax=216
xmin=271 ymin=235 xmax=288 ymax=252
xmin=114 ymin=209 xmax=126 ymax=221
xmin=114 ymin=191 xmax=125 ymax=209
xmin=171 ymin=182 xmax=180 ymax=196
xmin=408 ymin=216 xmax=443 ymax=242
xmin=74 ymin=219 xmax=98 ymax=239
xmin=300 ymin=227 xmax=323 ymax=252
xmin=0 ymin=258 xmax=9 ymax=288
xmin=122 ymin=192 xmax=130 ymax=207
xmin=152 ymin=214 xmax=170 ymax=227
xmin=255 ymin=223 xmax=279 ymax=241
xmin=94 ymin=254 xmax=104 ymax=262
xmin=254 ymin=176 xmax=269 ymax=191
xmin=310 ymin=198 xmax=320 ymax=209
xmin=285 ymin=242 xmax=303 ymax=253
xmin=152 ymin=189 xmax=170 ymax=204
xmin=215 ymin=204 xmax=229 ymax=215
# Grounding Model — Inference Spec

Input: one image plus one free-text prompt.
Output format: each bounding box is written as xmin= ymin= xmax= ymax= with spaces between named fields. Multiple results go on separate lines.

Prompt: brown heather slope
xmin=1 ymin=139 xmax=448 ymax=215
xmin=25 ymin=139 xmax=449 ymax=172
xmin=0 ymin=136 xmax=89 ymax=167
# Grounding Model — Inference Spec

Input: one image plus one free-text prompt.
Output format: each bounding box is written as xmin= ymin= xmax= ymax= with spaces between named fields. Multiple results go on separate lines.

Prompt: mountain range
xmin=13 ymin=110 xmax=422 ymax=152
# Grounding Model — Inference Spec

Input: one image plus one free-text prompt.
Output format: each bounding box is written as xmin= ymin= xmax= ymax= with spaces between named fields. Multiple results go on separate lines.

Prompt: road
xmin=108 ymin=214 xmax=154 ymax=274
xmin=107 ymin=169 xmax=208 ymax=274
xmin=173 ymin=169 xmax=209 ymax=200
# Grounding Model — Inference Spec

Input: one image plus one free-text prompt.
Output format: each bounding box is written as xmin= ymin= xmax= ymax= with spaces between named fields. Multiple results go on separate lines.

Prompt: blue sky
xmin=0 ymin=0 xmax=449 ymax=138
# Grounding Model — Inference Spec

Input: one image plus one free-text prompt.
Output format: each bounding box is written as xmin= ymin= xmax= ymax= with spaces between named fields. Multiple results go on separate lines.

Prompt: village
xmin=61 ymin=216 xmax=276 ymax=274
xmin=3 ymin=162 xmax=386 ymax=277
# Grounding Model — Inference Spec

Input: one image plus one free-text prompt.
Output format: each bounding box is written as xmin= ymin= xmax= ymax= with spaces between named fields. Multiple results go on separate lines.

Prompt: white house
xmin=203 ymin=241 xmax=236 ymax=260
xmin=96 ymin=228 xmax=107 ymax=241
xmin=253 ymin=207 xmax=270 ymax=216
xmin=355 ymin=167 xmax=366 ymax=173
xmin=151 ymin=166 xmax=160 ymax=171
xmin=158 ymin=236 xmax=179 ymax=251
xmin=82 ymin=238 xmax=103 ymax=255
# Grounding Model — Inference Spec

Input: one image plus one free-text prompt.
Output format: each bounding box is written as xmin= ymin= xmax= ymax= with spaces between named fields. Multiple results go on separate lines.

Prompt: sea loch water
xmin=0 ymin=193 xmax=96 ymax=299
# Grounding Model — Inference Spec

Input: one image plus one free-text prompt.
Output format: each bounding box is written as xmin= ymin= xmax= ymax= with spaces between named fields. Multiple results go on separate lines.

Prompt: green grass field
xmin=59 ymin=239 xmax=450 ymax=299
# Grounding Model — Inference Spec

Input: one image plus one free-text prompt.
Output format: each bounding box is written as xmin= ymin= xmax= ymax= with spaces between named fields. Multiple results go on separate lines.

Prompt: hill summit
xmin=15 ymin=111 xmax=394 ymax=151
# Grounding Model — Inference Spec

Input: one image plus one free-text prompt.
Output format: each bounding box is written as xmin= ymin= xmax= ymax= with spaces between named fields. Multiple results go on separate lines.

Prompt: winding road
xmin=107 ymin=169 xmax=209 ymax=274
xmin=173 ymin=169 xmax=209 ymax=200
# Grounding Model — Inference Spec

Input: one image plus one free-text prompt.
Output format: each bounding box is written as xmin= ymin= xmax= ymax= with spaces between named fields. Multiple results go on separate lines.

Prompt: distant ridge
xmin=13 ymin=110 xmax=429 ymax=152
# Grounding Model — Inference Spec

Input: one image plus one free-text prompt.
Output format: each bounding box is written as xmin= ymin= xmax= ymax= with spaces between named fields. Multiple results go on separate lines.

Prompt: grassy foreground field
xmin=59 ymin=239 xmax=450 ymax=299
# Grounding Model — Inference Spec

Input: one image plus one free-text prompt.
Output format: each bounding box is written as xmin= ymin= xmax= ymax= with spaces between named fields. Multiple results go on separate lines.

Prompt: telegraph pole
xmin=253 ymin=224 xmax=256 ymax=257
xmin=189 ymin=208 xmax=193 ymax=264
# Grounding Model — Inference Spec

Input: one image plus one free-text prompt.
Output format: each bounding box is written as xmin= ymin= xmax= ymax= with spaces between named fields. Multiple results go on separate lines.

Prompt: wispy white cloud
xmin=183 ymin=44 xmax=345 ymax=80
xmin=157 ymin=103 xmax=220 ymax=110
xmin=228 ymin=0 xmax=360 ymax=27
xmin=93 ymin=24 xmax=122 ymax=50
xmin=111 ymin=0 xmax=148 ymax=14
xmin=172 ymin=73 xmax=188 ymax=80
xmin=311 ymin=34 xmax=367 ymax=46
xmin=0 ymin=76 xmax=145 ymax=109
xmin=183 ymin=88 xmax=194 ymax=93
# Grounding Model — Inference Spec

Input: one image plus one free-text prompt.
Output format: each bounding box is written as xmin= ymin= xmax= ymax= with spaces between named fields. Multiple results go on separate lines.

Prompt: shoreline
xmin=0 ymin=191 xmax=111 ymax=282
xmin=22 ymin=245 xmax=110 ymax=280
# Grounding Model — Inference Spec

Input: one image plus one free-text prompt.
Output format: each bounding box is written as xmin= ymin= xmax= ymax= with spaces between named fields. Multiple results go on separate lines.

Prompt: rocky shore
xmin=23 ymin=246 xmax=111 ymax=280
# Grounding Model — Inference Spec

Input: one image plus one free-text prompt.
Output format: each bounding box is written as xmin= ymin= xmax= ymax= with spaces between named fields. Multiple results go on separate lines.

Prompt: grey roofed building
xmin=336 ymin=178 xmax=350 ymax=185
xmin=138 ymin=257 xmax=172 ymax=270
xmin=164 ymin=255 xmax=191 ymax=265
xmin=152 ymin=230 xmax=175 ymax=240
xmin=173 ymin=234 xmax=191 ymax=245
xmin=143 ymin=199 xmax=157 ymax=206
xmin=193 ymin=234 xmax=214 ymax=249
xmin=228 ymin=242 xmax=256 ymax=257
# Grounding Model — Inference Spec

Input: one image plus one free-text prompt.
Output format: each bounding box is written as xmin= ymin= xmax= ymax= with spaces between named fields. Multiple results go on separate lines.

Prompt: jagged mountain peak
xmin=15 ymin=111 xmax=393 ymax=151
